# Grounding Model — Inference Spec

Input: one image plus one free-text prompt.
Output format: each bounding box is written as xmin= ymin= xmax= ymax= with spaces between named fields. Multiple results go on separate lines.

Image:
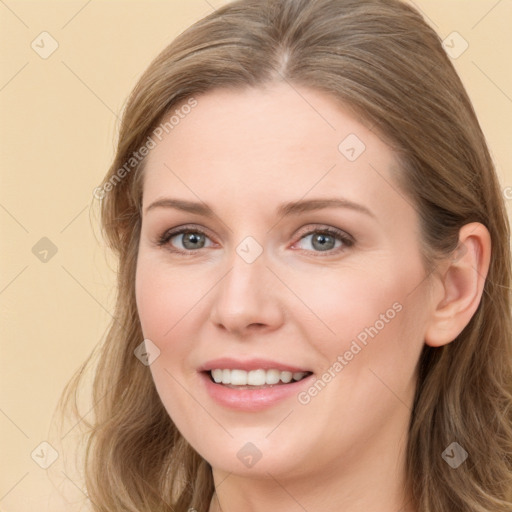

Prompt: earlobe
xmin=424 ymin=222 xmax=491 ymax=348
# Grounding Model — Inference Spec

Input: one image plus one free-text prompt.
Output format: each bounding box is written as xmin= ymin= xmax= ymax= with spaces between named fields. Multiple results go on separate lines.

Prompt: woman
xmin=59 ymin=0 xmax=512 ymax=510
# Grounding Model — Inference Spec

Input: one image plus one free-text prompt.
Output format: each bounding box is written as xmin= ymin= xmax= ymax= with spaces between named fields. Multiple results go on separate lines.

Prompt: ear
xmin=424 ymin=222 xmax=491 ymax=348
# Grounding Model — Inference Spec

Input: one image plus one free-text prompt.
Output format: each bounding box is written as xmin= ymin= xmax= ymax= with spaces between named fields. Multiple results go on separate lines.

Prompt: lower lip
xmin=200 ymin=372 xmax=314 ymax=411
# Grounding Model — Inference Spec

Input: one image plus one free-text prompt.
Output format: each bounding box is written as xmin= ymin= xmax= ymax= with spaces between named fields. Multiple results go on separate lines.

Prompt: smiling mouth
xmin=206 ymin=368 xmax=313 ymax=389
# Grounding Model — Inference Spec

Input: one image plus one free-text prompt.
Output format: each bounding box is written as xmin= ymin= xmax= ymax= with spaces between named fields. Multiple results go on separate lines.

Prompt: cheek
xmin=136 ymin=275 xmax=169 ymax=340
xmin=135 ymin=254 xmax=207 ymax=341
xmin=296 ymin=255 xmax=428 ymax=394
xmin=286 ymin=259 xmax=414 ymax=344
xmin=313 ymin=265 xmax=427 ymax=410
xmin=293 ymin=269 xmax=427 ymax=459
xmin=135 ymin=258 xmax=204 ymax=429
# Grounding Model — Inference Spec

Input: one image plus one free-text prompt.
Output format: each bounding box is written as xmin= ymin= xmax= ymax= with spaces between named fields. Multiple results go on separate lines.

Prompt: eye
xmin=157 ymin=226 xmax=215 ymax=253
xmin=292 ymin=226 xmax=354 ymax=255
xmin=157 ymin=224 xmax=354 ymax=256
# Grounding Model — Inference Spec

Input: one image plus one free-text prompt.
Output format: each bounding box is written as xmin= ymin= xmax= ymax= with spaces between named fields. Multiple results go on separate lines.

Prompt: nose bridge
xmin=209 ymin=239 xmax=284 ymax=333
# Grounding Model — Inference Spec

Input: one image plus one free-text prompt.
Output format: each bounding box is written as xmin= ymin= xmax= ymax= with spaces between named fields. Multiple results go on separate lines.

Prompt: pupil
xmin=313 ymin=233 xmax=334 ymax=251
xmin=183 ymin=233 xmax=204 ymax=249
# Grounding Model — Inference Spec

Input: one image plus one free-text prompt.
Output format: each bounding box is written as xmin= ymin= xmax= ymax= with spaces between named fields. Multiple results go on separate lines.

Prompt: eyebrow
xmin=144 ymin=197 xmax=375 ymax=219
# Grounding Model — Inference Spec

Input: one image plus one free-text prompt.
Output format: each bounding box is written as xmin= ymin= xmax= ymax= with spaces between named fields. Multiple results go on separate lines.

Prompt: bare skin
xmin=135 ymin=83 xmax=490 ymax=512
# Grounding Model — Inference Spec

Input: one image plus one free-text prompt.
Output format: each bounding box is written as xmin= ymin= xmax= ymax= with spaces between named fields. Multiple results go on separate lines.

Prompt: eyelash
xmin=156 ymin=224 xmax=354 ymax=257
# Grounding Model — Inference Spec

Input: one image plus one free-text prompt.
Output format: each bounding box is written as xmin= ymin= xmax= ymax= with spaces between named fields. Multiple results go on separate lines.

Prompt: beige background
xmin=1 ymin=1 xmax=511 ymax=510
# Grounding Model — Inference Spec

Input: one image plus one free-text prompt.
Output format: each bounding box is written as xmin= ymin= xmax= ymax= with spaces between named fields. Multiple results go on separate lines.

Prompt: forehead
xmin=142 ymin=83 xmax=405 ymax=221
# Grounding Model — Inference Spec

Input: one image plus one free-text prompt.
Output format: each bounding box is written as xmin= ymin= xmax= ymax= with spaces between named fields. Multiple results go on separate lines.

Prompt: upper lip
xmin=199 ymin=357 xmax=312 ymax=373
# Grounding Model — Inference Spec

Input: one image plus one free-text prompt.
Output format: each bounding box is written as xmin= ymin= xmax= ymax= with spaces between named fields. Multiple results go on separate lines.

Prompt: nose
xmin=208 ymin=249 xmax=285 ymax=337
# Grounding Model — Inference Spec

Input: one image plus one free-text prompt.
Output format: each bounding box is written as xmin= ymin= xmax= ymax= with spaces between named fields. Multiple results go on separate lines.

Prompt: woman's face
xmin=136 ymin=83 xmax=433 ymax=481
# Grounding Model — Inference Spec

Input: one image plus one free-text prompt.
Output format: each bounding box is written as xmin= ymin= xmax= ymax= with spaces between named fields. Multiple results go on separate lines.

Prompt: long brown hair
xmin=58 ymin=0 xmax=512 ymax=510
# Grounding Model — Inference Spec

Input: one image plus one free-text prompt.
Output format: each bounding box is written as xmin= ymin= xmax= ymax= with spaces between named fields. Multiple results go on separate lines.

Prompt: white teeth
xmin=265 ymin=369 xmax=281 ymax=385
xmin=211 ymin=369 xmax=223 ymax=383
xmin=281 ymin=371 xmax=293 ymax=383
xmin=230 ymin=369 xmax=247 ymax=386
xmin=247 ymin=369 xmax=266 ymax=386
xmin=209 ymin=368 xmax=310 ymax=386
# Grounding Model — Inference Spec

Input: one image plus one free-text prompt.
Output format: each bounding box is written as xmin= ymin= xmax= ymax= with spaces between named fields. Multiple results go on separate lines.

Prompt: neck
xmin=208 ymin=422 xmax=416 ymax=512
